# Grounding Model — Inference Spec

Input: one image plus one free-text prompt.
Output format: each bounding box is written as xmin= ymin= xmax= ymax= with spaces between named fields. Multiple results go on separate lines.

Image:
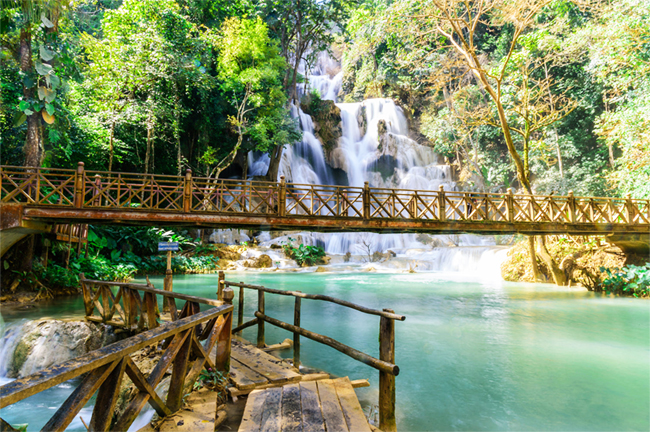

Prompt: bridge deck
xmin=239 ymin=377 xmax=371 ymax=432
xmin=229 ymin=339 xmax=302 ymax=391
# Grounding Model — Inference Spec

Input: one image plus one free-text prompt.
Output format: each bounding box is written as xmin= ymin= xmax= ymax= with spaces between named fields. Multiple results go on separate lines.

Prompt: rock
xmin=320 ymin=256 xmax=331 ymax=265
xmin=314 ymin=267 xmax=328 ymax=272
xmin=243 ymin=254 xmax=273 ymax=268
xmin=365 ymin=267 xmax=376 ymax=272
xmin=270 ymin=244 xmax=282 ymax=249
xmin=386 ymin=250 xmax=397 ymax=258
xmin=214 ymin=246 xmax=241 ymax=261
xmin=6 ymin=319 xmax=116 ymax=378
xmin=344 ymin=252 xmax=352 ymax=262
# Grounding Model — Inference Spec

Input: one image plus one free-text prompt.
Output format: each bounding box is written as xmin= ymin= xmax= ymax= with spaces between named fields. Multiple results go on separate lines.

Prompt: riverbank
xmin=500 ymin=235 xmax=649 ymax=297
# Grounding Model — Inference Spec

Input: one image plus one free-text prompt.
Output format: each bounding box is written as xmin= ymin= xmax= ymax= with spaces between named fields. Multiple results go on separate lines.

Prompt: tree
xmin=391 ymin=0 xmax=589 ymax=284
xmin=203 ymin=16 xmax=297 ymax=179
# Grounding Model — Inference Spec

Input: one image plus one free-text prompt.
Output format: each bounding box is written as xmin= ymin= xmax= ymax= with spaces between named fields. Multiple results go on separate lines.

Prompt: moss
xmin=11 ymin=331 xmax=40 ymax=376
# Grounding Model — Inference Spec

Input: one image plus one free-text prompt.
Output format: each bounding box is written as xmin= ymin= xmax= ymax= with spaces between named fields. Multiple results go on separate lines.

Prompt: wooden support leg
xmin=89 ymin=358 xmax=127 ymax=432
xmin=166 ymin=329 xmax=193 ymax=412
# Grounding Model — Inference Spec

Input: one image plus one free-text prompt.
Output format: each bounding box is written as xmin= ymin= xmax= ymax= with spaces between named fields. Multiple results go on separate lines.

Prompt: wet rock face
xmin=301 ymin=97 xmax=342 ymax=151
xmin=6 ymin=320 xmax=116 ymax=378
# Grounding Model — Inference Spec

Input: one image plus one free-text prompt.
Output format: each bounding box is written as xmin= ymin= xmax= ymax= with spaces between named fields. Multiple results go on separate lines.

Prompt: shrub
xmin=600 ymin=263 xmax=650 ymax=298
xmin=282 ymin=239 xmax=326 ymax=266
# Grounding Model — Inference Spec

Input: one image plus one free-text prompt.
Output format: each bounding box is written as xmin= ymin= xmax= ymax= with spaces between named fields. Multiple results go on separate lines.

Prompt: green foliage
xmin=600 ymin=264 xmax=650 ymax=298
xmin=282 ymin=238 xmax=326 ymax=267
xmin=194 ymin=367 xmax=226 ymax=391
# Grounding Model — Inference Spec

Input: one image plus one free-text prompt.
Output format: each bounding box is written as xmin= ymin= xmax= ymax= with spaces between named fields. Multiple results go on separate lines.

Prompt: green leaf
xmin=14 ymin=113 xmax=27 ymax=127
xmin=48 ymin=129 xmax=61 ymax=143
xmin=19 ymin=100 xmax=30 ymax=111
xmin=39 ymin=45 xmax=55 ymax=61
xmin=47 ymin=74 xmax=60 ymax=89
xmin=23 ymin=76 xmax=35 ymax=89
xmin=35 ymin=62 xmax=52 ymax=76
xmin=45 ymin=103 xmax=55 ymax=115
xmin=24 ymin=109 xmax=34 ymax=116
xmin=37 ymin=87 xmax=46 ymax=100
xmin=41 ymin=13 xmax=54 ymax=28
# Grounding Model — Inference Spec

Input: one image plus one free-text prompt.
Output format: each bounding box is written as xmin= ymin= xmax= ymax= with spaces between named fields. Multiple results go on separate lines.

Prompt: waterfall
xmin=245 ymin=53 xmax=509 ymax=273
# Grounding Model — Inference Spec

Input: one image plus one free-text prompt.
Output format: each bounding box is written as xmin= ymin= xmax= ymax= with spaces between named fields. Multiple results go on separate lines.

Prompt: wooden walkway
xmin=1 ymin=164 xmax=648 ymax=235
xmin=230 ymin=339 xmax=302 ymax=392
xmin=239 ymin=377 xmax=371 ymax=432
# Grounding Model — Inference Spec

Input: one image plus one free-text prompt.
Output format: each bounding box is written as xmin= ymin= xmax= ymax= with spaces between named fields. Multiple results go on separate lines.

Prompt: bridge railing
xmin=1 ymin=163 xmax=648 ymax=227
xmin=0 ymin=300 xmax=234 ymax=432
xmin=217 ymin=272 xmax=404 ymax=431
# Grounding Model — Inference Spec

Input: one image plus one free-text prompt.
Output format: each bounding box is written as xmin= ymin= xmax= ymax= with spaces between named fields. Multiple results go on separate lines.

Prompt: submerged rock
xmin=314 ymin=267 xmax=328 ymax=272
xmin=243 ymin=254 xmax=273 ymax=268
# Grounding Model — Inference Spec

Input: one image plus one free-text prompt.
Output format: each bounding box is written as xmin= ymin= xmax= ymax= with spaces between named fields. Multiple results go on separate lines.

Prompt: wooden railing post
xmin=163 ymin=250 xmax=173 ymax=313
xmin=293 ymin=294 xmax=301 ymax=369
xmin=279 ymin=175 xmax=286 ymax=217
xmin=379 ymin=309 xmax=396 ymax=432
xmin=506 ymin=188 xmax=514 ymax=223
xmin=257 ymin=290 xmax=265 ymax=348
xmin=218 ymin=271 xmax=225 ymax=301
xmin=624 ymin=194 xmax=634 ymax=223
xmin=74 ymin=162 xmax=85 ymax=208
xmin=93 ymin=174 xmax=101 ymax=207
xmin=568 ymin=191 xmax=577 ymax=223
xmin=438 ymin=185 xmax=446 ymax=222
xmin=363 ymin=181 xmax=371 ymax=220
xmin=183 ymin=169 xmax=192 ymax=212
xmin=238 ymin=282 xmax=244 ymax=333
xmin=167 ymin=329 xmax=193 ymax=412
xmin=410 ymin=192 xmax=418 ymax=219
xmin=216 ymin=288 xmax=234 ymax=373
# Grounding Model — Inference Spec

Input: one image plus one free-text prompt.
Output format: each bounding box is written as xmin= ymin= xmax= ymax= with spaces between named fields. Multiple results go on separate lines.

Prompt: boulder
xmin=6 ymin=319 xmax=116 ymax=378
xmin=243 ymin=254 xmax=273 ymax=268
xmin=314 ymin=267 xmax=328 ymax=273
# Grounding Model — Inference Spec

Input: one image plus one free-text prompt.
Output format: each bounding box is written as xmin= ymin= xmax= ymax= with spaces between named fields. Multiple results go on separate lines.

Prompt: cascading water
xmin=247 ymin=53 xmax=508 ymax=275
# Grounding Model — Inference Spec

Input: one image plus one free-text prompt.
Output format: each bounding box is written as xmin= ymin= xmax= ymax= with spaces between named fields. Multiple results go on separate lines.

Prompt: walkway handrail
xmin=0 ymin=304 xmax=234 ymax=432
xmin=219 ymin=272 xmax=402 ymax=431
xmin=1 ymin=164 xmax=648 ymax=233
xmin=80 ymin=274 xmax=224 ymax=330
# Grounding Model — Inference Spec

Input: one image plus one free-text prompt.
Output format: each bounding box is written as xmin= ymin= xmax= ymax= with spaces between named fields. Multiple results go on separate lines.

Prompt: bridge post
xmin=568 ymin=191 xmax=577 ymax=223
xmin=183 ymin=169 xmax=192 ymax=213
xmin=507 ymin=188 xmax=514 ymax=223
xmin=624 ymin=194 xmax=634 ymax=223
xmin=379 ymin=309 xmax=397 ymax=432
xmin=217 ymin=270 xmax=225 ymax=300
xmin=279 ymin=176 xmax=286 ymax=217
xmin=74 ymin=162 xmax=85 ymax=208
xmin=363 ymin=182 xmax=371 ymax=220
xmin=438 ymin=185 xmax=446 ymax=222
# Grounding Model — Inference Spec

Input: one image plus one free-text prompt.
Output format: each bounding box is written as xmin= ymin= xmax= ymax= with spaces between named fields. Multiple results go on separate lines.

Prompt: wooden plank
xmin=230 ymin=358 xmax=269 ymax=390
xmin=281 ymin=383 xmax=303 ymax=432
xmin=316 ymin=379 xmax=349 ymax=432
xmin=333 ymin=377 xmax=371 ymax=432
xmin=239 ymin=389 xmax=267 ymax=432
xmin=166 ymin=329 xmax=193 ymax=412
xmin=231 ymin=341 xmax=301 ymax=385
xmin=123 ymin=357 xmax=172 ymax=418
xmin=299 ymin=381 xmax=325 ymax=432
xmin=259 ymin=387 xmax=282 ymax=432
xmin=88 ymin=358 xmax=127 ymax=432
xmin=41 ymin=360 xmax=119 ymax=432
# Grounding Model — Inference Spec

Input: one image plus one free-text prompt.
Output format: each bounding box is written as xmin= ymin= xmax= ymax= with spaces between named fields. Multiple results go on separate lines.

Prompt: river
xmin=2 ymin=271 xmax=648 ymax=431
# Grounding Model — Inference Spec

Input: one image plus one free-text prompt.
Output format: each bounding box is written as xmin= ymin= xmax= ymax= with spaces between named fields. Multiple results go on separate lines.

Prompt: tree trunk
xmin=537 ymin=236 xmax=567 ymax=286
xmin=528 ymin=236 xmax=541 ymax=282
xmin=144 ymin=111 xmax=153 ymax=174
xmin=21 ymin=26 xmax=42 ymax=168
xmin=108 ymin=119 xmax=115 ymax=171
xmin=266 ymin=144 xmax=284 ymax=181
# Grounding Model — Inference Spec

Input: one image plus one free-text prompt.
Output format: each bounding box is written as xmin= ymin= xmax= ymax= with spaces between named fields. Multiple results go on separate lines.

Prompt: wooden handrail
xmin=0 ymin=303 xmax=233 ymax=431
xmin=225 ymin=281 xmax=406 ymax=321
xmin=1 ymin=165 xmax=648 ymax=233
xmin=254 ymin=311 xmax=399 ymax=375
xmin=221 ymin=273 xmax=403 ymax=432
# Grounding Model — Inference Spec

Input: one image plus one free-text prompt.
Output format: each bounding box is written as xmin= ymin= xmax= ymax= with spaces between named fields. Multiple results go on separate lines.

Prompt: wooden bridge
xmin=0 ymin=273 xmax=403 ymax=432
xmin=1 ymin=164 xmax=648 ymax=238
